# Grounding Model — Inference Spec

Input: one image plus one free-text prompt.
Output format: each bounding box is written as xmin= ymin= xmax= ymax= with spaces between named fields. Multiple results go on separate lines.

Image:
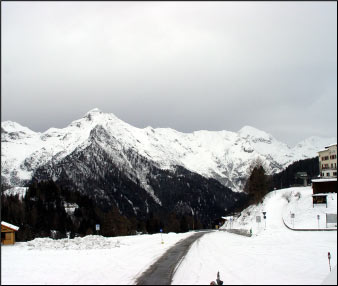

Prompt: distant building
xmin=295 ymin=172 xmax=308 ymax=186
xmin=1 ymin=221 xmax=19 ymax=245
xmin=318 ymin=143 xmax=337 ymax=178
xmin=312 ymin=143 xmax=337 ymax=198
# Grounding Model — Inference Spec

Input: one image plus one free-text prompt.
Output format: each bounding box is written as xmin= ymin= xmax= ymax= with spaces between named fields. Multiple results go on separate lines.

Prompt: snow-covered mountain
xmin=1 ymin=108 xmax=336 ymax=192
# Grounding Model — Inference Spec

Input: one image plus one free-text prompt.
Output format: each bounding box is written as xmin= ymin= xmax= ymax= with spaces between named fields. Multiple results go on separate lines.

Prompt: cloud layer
xmin=2 ymin=2 xmax=337 ymax=146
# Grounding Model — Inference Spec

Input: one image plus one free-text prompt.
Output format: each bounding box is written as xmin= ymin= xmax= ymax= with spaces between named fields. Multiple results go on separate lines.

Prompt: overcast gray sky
xmin=1 ymin=1 xmax=337 ymax=146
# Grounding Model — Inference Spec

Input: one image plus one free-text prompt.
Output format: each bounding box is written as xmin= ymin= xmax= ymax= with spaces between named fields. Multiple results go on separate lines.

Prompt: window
xmin=326 ymin=172 xmax=330 ymax=177
xmin=333 ymin=172 xmax=337 ymax=176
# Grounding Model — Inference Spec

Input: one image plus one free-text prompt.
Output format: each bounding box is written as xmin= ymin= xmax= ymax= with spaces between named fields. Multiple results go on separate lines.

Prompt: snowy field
xmin=1 ymin=232 xmax=193 ymax=285
xmin=1 ymin=187 xmax=337 ymax=285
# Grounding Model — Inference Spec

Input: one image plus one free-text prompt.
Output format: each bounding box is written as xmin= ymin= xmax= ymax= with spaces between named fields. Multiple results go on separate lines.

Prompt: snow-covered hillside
xmin=2 ymin=108 xmax=336 ymax=192
xmin=221 ymin=186 xmax=337 ymax=232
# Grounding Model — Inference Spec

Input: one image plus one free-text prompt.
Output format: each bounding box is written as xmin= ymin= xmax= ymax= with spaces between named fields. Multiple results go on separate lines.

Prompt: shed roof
xmin=1 ymin=221 xmax=19 ymax=231
xmin=312 ymin=178 xmax=337 ymax=183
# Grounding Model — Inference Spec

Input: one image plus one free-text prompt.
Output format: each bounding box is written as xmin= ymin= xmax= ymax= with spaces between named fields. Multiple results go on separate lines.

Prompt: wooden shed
xmin=312 ymin=178 xmax=337 ymax=194
xmin=312 ymin=194 xmax=328 ymax=208
xmin=1 ymin=221 xmax=19 ymax=245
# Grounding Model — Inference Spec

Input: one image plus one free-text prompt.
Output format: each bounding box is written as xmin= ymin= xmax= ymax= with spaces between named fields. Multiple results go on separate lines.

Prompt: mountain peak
xmin=85 ymin=108 xmax=103 ymax=115
xmin=238 ymin=125 xmax=271 ymax=139
xmin=83 ymin=108 xmax=106 ymax=121
xmin=1 ymin=120 xmax=36 ymax=135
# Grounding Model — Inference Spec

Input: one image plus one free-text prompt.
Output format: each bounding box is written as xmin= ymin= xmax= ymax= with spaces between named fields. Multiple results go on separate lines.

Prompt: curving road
xmin=136 ymin=231 xmax=210 ymax=285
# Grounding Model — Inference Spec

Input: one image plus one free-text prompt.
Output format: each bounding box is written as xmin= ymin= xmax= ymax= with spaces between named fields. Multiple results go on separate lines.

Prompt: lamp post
xmin=317 ymin=215 xmax=320 ymax=229
xmin=291 ymin=213 xmax=295 ymax=228
xmin=160 ymin=228 xmax=164 ymax=244
xmin=262 ymin=212 xmax=267 ymax=229
xmin=192 ymin=209 xmax=195 ymax=231
xmin=328 ymin=252 xmax=332 ymax=272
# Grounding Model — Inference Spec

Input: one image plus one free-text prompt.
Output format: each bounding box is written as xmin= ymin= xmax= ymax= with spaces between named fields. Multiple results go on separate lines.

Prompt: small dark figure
xmin=216 ymin=271 xmax=223 ymax=285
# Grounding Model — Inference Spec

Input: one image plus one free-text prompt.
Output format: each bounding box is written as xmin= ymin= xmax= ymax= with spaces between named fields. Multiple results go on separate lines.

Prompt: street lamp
xmin=262 ymin=212 xmax=267 ymax=229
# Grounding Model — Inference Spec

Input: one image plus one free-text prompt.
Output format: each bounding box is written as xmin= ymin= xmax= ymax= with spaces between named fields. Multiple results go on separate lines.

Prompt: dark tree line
xmin=2 ymin=157 xmax=319 ymax=241
xmin=1 ymin=180 xmax=204 ymax=241
xmin=270 ymin=157 xmax=319 ymax=190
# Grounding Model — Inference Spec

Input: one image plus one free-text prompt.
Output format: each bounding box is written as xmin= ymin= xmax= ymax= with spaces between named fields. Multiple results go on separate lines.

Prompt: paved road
xmin=136 ymin=231 xmax=210 ymax=285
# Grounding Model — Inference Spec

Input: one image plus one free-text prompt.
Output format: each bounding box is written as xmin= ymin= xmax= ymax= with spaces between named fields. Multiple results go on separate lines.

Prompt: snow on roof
xmin=312 ymin=178 xmax=337 ymax=183
xmin=1 ymin=221 xmax=19 ymax=231
xmin=318 ymin=143 xmax=337 ymax=153
xmin=312 ymin=193 xmax=329 ymax=197
xmin=324 ymin=143 xmax=337 ymax=148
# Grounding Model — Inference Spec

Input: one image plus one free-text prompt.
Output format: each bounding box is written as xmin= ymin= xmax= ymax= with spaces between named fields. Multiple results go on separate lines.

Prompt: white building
xmin=318 ymin=143 xmax=337 ymax=178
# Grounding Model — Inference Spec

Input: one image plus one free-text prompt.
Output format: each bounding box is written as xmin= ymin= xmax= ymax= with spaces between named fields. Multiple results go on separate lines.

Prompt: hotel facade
xmin=318 ymin=143 xmax=337 ymax=178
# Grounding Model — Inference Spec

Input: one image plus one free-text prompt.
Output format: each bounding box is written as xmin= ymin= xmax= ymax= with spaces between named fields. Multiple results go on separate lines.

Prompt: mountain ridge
xmin=1 ymin=109 xmax=336 ymax=192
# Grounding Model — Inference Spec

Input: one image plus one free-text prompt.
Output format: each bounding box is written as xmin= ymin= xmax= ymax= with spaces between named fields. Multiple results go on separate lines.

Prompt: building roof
xmin=296 ymin=172 xmax=307 ymax=177
xmin=1 ymin=221 xmax=19 ymax=231
xmin=318 ymin=143 xmax=337 ymax=153
xmin=312 ymin=178 xmax=337 ymax=183
xmin=325 ymin=143 xmax=337 ymax=148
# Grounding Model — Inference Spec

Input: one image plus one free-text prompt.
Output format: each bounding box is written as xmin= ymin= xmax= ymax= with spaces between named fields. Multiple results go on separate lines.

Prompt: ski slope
xmin=1 ymin=187 xmax=337 ymax=285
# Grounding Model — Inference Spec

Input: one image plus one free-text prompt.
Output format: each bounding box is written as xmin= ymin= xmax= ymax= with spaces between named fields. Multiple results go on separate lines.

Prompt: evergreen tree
xmin=179 ymin=215 xmax=189 ymax=233
xmin=244 ymin=161 xmax=269 ymax=204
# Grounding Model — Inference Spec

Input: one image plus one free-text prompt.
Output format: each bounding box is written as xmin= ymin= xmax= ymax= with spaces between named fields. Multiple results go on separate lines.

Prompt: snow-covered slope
xmin=1 ymin=108 xmax=336 ymax=191
xmin=173 ymin=186 xmax=337 ymax=284
xmin=220 ymin=186 xmax=337 ymax=232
